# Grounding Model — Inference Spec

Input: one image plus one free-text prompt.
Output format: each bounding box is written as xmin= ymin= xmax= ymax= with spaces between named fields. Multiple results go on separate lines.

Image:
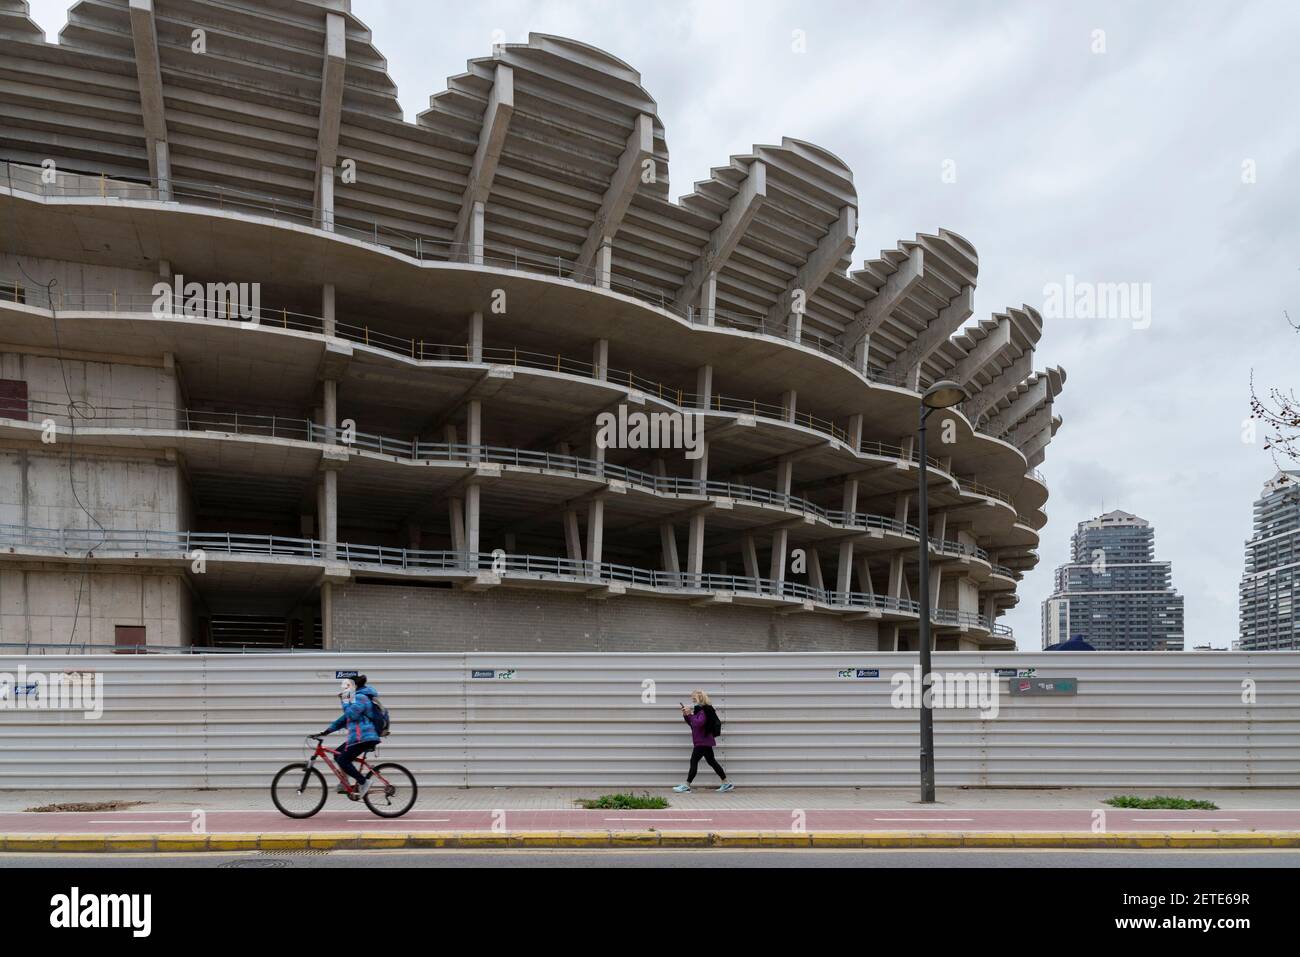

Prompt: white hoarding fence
xmin=0 ymin=652 xmax=1296 ymax=789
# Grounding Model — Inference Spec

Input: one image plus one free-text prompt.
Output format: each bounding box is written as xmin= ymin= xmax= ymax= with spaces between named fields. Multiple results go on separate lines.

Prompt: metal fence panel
xmin=0 ymin=652 xmax=1296 ymax=789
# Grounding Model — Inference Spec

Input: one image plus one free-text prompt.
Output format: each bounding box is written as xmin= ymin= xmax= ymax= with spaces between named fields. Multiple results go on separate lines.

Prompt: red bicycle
xmin=271 ymin=735 xmax=417 ymax=819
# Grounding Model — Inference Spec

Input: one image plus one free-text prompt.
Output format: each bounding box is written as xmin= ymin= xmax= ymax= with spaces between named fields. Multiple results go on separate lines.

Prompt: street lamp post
xmin=916 ymin=379 xmax=968 ymax=804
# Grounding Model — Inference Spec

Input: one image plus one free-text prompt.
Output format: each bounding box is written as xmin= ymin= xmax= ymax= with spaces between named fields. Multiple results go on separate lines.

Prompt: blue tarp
xmin=1044 ymin=635 xmax=1096 ymax=651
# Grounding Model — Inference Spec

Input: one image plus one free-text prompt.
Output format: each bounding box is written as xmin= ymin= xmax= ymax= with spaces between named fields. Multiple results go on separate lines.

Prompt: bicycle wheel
xmin=271 ymin=763 xmax=328 ymax=819
xmin=363 ymin=762 xmax=417 ymax=818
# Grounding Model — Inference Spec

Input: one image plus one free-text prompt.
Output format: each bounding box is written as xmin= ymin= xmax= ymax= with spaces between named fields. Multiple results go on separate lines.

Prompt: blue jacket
xmin=326 ymin=685 xmax=381 ymax=745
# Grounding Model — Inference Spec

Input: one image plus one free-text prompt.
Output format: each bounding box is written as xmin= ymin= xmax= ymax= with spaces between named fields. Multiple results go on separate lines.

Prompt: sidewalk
xmin=2 ymin=788 xmax=1298 ymax=852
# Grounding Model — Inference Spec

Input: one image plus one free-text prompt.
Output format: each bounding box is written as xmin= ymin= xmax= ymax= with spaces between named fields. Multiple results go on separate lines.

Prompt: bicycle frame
xmin=307 ymin=738 xmax=389 ymax=797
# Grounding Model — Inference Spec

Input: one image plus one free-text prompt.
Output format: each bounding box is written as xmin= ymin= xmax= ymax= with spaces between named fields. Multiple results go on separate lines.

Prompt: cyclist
xmin=318 ymin=674 xmax=381 ymax=797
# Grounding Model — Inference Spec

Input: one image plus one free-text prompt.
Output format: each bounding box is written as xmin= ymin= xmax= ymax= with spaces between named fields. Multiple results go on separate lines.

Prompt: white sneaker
xmin=672 ymin=783 xmax=691 ymax=793
xmin=358 ymin=777 xmax=372 ymax=797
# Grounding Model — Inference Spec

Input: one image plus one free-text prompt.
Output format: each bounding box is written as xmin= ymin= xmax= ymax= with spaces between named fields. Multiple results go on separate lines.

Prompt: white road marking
xmin=88 ymin=819 xmax=192 ymax=824
xmin=1131 ymin=817 xmax=1240 ymax=822
xmin=603 ymin=817 xmax=713 ymax=822
xmin=344 ymin=818 xmax=450 ymax=823
xmin=873 ymin=817 xmax=975 ymax=822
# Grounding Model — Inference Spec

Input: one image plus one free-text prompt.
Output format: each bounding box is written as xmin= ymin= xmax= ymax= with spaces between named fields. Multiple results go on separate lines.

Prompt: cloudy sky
xmin=26 ymin=0 xmax=1300 ymax=649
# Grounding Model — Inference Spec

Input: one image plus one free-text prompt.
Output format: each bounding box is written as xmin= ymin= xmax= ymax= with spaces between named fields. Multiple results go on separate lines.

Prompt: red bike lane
xmin=2 ymin=807 xmax=1298 ymax=834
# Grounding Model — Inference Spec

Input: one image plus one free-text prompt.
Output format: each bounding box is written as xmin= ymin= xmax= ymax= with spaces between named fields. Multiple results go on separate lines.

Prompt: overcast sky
xmin=26 ymin=1 xmax=1300 ymax=649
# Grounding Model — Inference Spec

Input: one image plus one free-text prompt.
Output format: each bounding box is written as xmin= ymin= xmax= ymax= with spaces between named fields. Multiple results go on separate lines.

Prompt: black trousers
xmin=335 ymin=741 xmax=374 ymax=784
xmin=687 ymin=746 xmax=726 ymax=783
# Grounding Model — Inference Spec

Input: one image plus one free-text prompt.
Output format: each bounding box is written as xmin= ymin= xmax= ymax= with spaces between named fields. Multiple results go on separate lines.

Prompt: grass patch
xmin=25 ymin=800 xmax=147 ymax=813
xmin=575 ymin=793 xmax=670 ymax=810
xmin=1103 ymin=795 xmax=1219 ymax=811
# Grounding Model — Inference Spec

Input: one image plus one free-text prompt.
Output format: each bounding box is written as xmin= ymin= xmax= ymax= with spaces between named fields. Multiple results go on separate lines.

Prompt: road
xmin=2 ymin=848 xmax=1297 ymax=867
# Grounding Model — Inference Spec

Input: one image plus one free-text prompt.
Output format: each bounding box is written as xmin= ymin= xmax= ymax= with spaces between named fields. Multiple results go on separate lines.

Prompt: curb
xmin=1 ymin=831 xmax=1298 ymax=852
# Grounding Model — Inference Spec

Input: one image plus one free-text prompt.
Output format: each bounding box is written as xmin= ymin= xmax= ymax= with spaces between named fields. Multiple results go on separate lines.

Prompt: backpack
xmin=703 ymin=704 xmax=722 ymax=738
xmin=367 ymin=695 xmax=391 ymax=737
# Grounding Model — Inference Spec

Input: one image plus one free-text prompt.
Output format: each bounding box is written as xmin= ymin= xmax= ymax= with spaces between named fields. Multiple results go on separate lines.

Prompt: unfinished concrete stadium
xmin=0 ymin=0 xmax=1066 ymax=653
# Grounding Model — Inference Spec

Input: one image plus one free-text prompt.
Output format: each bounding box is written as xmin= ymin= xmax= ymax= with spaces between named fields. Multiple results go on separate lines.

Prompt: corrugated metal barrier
xmin=0 ymin=652 xmax=1296 ymax=788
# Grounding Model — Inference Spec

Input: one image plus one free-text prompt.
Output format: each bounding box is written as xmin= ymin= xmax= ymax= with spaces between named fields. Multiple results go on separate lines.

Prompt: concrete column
xmin=769 ymin=455 xmax=793 ymax=584
xmin=781 ymin=390 xmax=797 ymax=422
xmin=470 ymin=200 xmax=485 ymax=264
xmin=468 ymin=311 xmax=483 ymax=362
xmin=586 ymin=498 xmax=604 ymax=571
xmin=807 ymin=547 xmax=825 ymax=592
xmin=853 ymin=335 xmax=869 ymax=373
xmin=836 ymin=476 xmax=859 ymax=594
xmin=319 ymin=166 xmax=334 ymax=231
xmin=894 ymin=491 xmax=912 ymax=528
xmin=323 ymin=469 xmax=338 ymax=560
xmin=563 ymin=510 xmax=583 ymax=561
xmin=660 ymin=523 xmax=680 ymax=573
xmin=322 ymin=284 xmax=336 ymax=338
xmin=701 ymin=271 xmax=717 ymax=326
xmin=888 ymin=552 xmax=907 ymax=599
xmin=593 ymin=338 xmax=609 ymax=380
xmin=856 ymin=555 xmax=875 ymax=595
xmin=465 ymin=399 xmax=482 ymax=558
xmin=847 ymin=413 xmax=863 ymax=451
xmin=448 ymin=497 xmax=466 ymax=551
xmin=155 ymin=140 xmax=172 ymax=201
xmin=466 ymin=484 xmax=481 ymax=559
xmin=741 ymin=533 xmax=760 ymax=582
xmin=445 ymin=424 xmax=465 ymax=549
xmin=695 ymin=365 xmax=713 ymax=410
xmin=467 ymin=399 xmax=482 ymax=464
xmin=597 ymin=241 xmax=612 ymax=288
xmin=321 ymin=582 xmax=333 ymax=650
xmin=788 ymin=307 xmax=802 ymax=342
xmin=686 ymin=513 xmax=705 ymax=584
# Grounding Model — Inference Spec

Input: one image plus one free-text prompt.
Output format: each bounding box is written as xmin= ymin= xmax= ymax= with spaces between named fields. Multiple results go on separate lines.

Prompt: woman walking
xmin=673 ymin=690 xmax=733 ymax=793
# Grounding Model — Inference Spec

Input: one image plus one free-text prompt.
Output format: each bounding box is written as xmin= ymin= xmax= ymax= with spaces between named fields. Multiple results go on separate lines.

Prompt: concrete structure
xmin=1041 ymin=510 xmax=1184 ymax=651
xmin=1 ymin=651 xmax=1295 ymax=788
xmin=0 ymin=1 xmax=1066 ymax=653
xmin=1240 ymin=471 xmax=1300 ymax=650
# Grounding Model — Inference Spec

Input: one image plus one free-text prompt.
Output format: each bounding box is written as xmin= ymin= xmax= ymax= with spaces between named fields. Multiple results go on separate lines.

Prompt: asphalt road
xmin=2 ymin=848 xmax=1297 ymax=867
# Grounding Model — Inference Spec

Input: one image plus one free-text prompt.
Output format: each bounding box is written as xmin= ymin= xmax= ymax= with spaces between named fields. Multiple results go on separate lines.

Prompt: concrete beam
xmin=886 ymin=284 xmax=975 ymax=388
xmin=1006 ymin=404 xmax=1054 ymax=450
xmin=312 ymin=12 xmax=347 ymax=230
xmin=965 ymin=352 xmax=1033 ymax=425
xmin=840 ymin=245 xmax=924 ymax=349
xmin=951 ymin=316 xmax=1012 ymax=387
xmin=128 ymin=0 xmax=170 ymax=198
xmin=765 ymin=205 xmax=856 ymax=330
xmin=572 ymin=113 xmax=655 ymax=280
xmin=452 ymin=64 xmax=514 ymax=259
xmin=421 ymin=366 xmax=514 ymax=435
xmin=673 ymin=161 xmax=767 ymax=311
xmin=982 ymin=376 xmax=1048 ymax=437
xmin=1020 ymin=414 xmax=1061 ymax=462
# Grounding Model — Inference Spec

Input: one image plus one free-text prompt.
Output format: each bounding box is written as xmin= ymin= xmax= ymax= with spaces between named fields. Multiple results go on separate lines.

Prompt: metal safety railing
xmin=0 ymin=396 xmax=1010 ymax=556
xmin=1 ymin=160 xmax=1015 ymax=419
xmin=0 ymin=523 xmax=1008 ymax=634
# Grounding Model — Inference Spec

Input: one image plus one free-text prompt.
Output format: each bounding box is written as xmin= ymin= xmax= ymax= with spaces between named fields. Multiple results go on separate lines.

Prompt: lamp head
xmin=922 ymin=379 xmax=967 ymax=409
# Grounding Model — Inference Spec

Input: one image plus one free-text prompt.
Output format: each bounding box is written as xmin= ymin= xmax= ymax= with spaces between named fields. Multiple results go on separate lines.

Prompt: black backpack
xmin=367 ymin=695 xmax=391 ymax=737
xmin=703 ymin=704 xmax=722 ymax=738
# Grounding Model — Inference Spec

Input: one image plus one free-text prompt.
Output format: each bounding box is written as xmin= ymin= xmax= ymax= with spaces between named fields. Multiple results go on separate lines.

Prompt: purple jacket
xmin=685 ymin=708 xmax=716 ymax=747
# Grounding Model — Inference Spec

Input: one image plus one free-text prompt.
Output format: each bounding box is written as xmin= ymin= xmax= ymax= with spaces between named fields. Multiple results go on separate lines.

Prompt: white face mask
xmin=339 ymin=679 xmax=356 ymax=704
